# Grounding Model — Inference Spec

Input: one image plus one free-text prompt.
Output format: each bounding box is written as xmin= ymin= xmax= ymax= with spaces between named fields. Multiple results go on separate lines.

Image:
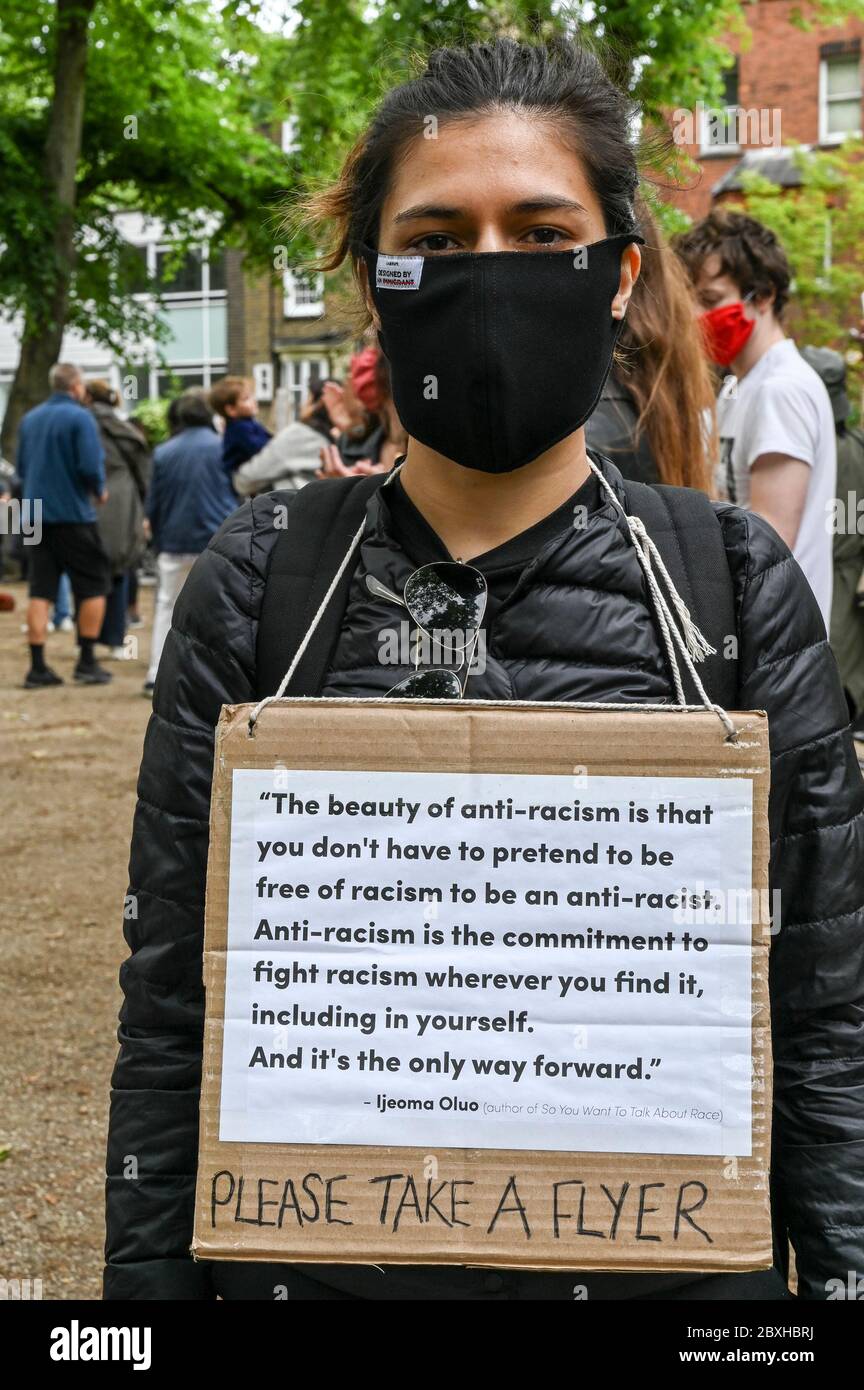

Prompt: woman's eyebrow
xmin=509 ymin=196 xmax=589 ymax=215
xmin=392 ymin=204 xmax=464 ymax=224
xmin=392 ymin=196 xmax=590 ymax=224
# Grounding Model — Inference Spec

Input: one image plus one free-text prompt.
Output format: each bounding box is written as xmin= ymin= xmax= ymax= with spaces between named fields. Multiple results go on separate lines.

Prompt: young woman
xmin=105 ymin=37 xmax=863 ymax=1301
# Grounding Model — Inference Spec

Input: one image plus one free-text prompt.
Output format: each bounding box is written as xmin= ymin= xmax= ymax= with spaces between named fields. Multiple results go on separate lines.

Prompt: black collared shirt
xmin=379 ymin=466 xmax=602 ymax=628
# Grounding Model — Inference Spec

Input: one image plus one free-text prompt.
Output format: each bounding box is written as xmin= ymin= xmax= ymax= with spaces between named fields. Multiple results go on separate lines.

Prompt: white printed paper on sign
xmin=375 ymin=253 xmax=424 ymax=290
xmin=219 ymin=767 xmax=754 ymax=1157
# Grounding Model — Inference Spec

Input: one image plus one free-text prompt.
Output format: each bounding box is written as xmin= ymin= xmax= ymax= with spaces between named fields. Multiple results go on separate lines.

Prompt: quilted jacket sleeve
xmin=718 ymin=503 xmax=864 ymax=1299
xmin=104 ymin=495 xmax=280 ymax=1299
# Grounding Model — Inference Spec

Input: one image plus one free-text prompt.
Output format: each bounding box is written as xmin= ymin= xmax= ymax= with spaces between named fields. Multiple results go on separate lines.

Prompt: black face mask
xmin=358 ymin=232 xmax=644 ymax=474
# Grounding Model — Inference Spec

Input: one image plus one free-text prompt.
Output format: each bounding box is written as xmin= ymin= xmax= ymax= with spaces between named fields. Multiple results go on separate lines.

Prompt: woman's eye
xmin=410 ymin=233 xmax=461 ymax=253
xmin=523 ymin=227 xmax=569 ymax=246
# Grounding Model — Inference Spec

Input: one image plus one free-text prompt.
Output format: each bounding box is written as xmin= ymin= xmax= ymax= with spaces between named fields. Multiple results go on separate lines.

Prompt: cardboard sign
xmin=193 ymin=699 xmax=773 ymax=1273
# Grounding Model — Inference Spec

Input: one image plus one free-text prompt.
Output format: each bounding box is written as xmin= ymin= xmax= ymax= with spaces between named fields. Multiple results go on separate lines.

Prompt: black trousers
xmin=208 ymin=1262 xmax=794 ymax=1302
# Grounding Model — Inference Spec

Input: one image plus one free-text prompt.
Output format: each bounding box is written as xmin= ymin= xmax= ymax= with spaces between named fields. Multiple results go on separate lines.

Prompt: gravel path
xmin=0 ymin=580 xmax=153 ymax=1299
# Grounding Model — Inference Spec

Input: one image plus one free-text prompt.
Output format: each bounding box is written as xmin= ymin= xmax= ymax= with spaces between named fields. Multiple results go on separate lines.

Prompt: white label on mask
xmin=376 ymin=254 xmax=424 ymax=290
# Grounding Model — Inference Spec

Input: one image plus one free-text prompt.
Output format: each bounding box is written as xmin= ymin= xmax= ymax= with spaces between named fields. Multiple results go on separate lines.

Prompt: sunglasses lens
xmin=385 ymin=670 xmax=463 ymax=699
xmin=404 ymin=563 xmax=487 ymax=637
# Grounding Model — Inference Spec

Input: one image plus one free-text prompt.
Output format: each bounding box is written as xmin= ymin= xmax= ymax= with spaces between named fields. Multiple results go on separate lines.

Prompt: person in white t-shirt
xmin=674 ymin=211 xmax=836 ymax=628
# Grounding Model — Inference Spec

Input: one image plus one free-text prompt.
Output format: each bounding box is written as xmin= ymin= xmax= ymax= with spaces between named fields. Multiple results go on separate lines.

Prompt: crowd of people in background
xmin=1 ymin=207 xmax=862 ymax=746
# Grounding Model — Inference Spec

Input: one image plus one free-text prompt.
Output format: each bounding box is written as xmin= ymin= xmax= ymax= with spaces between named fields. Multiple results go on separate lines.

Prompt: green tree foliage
xmin=277 ymin=0 xmax=863 ymax=248
xmin=728 ymin=140 xmax=864 ymax=398
xmin=279 ymin=0 xmax=752 ymax=224
xmin=127 ymin=394 xmax=169 ymax=445
xmin=0 ymin=0 xmax=290 ymax=328
xmin=0 ymin=0 xmax=290 ymax=446
xmin=2 ymin=0 xmax=863 ymax=447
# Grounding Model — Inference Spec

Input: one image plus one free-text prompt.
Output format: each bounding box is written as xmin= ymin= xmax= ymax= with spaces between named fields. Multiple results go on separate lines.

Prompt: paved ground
xmin=0 ymin=579 xmax=153 ymax=1299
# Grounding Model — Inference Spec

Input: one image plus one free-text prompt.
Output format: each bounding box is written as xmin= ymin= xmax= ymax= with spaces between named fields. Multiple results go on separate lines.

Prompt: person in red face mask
xmin=349 ymin=345 xmax=383 ymax=413
xmin=674 ymin=211 xmax=837 ymax=631
xmin=697 ymin=291 xmax=756 ymax=368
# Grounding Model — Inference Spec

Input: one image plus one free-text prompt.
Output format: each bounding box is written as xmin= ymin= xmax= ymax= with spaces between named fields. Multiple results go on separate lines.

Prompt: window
xmin=156 ymin=370 xmax=205 ymax=399
xmin=700 ymin=61 xmax=741 ymax=154
xmin=159 ymin=303 xmax=227 ymax=362
xmin=156 ymin=247 xmax=204 ymax=295
xmin=128 ymin=239 xmax=228 ymax=400
xmin=208 ymin=252 xmax=227 ymax=292
xmin=122 ymin=243 xmax=150 ymax=295
xmin=819 ymin=53 xmax=862 ymax=143
xmin=283 ymin=269 xmax=325 ymax=319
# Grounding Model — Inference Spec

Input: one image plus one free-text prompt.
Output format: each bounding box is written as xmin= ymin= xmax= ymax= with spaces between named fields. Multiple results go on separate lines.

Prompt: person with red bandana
xmin=318 ymin=345 xmax=407 ymax=478
xmin=675 ymin=211 xmax=837 ymax=629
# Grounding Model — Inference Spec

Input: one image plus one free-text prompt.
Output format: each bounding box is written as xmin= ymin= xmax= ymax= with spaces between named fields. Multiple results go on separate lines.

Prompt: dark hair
xmin=302 ymin=36 xmax=642 ymax=285
xmin=374 ymin=347 xmax=392 ymax=405
xmin=86 ymin=378 xmax=119 ymax=406
xmin=610 ymin=196 xmax=715 ymax=493
xmin=309 ymin=376 xmax=341 ymax=402
xmin=175 ymin=388 xmax=215 ymax=431
xmin=673 ymin=210 xmax=791 ymax=319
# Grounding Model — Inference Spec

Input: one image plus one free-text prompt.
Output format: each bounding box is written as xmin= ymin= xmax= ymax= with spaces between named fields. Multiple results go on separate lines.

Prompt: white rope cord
xmin=249 ymin=458 xmax=739 ymax=741
xmin=251 ymin=694 xmax=741 ymax=715
xmin=248 ymin=464 xmax=405 ymax=732
xmin=587 ymin=459 xmax=737 ymax=739
xmin=630 ymin=519 xmax=716 ymax=663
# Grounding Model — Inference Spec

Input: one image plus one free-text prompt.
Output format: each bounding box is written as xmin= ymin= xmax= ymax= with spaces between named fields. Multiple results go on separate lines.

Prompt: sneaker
xmin=46 ymin=620 xmax=56 ymax=634
xmin=74 ymin=661 xmax=113 ymax=685
xmin=142 ymin=680 xmax=155 ymax=697
xmin=128 ymin=614 xmax=144 ymax=630
xmin=58 ymin=616 xmax=75 ymax=633
xmin=107 ymin=646 xmax=128 ymax=660
xmin=24 ymin=667 xmax=64 ymax=689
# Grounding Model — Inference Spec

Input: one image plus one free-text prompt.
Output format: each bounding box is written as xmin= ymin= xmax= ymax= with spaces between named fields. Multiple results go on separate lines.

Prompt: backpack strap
xmin=256 ymin=474 xmax=386 ymax=699
xmin=256 ymin=471 xmax=739 ymax=709
xmin=624 ymin=480 xmax=739 ymax=708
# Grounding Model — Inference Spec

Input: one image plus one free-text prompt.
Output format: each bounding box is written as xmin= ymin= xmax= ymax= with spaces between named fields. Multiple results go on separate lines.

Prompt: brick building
xmin=667 ymin=0 xmax=864 ymax=222
xmin=224 ymin=251 xmax=355 ymax=432
xmin=221 ymin=120 xmax=357 ymax=431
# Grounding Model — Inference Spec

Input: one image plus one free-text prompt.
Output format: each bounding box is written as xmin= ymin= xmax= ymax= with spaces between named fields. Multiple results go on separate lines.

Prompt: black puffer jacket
xmin=104 ymin=459 xmax=864 ymax=1300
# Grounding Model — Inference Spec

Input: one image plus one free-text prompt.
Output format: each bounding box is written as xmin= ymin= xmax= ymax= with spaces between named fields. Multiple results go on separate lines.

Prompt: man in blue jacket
xmin=143 ymin=389 xmax=236 ymax=695
xmin=18 ymin=362 xmax=111 ymax=688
